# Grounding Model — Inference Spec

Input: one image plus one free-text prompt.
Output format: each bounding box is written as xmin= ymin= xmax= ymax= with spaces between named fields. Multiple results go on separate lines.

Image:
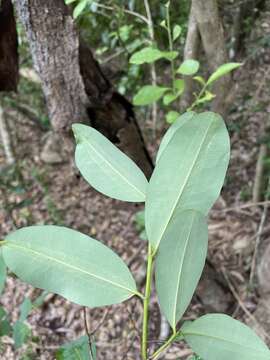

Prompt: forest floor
xmin=1 ymin=7 xmax=270 ymax=360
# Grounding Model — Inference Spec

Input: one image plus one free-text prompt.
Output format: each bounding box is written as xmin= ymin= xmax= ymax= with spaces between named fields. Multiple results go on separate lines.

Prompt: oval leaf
xmin=130 ymin=47 xmax=163 ymax=64
xmin=156 ymin=111 xmax=195 ymax=162
xmin=73 ymin=0 xmax=88 ymax=18
xmin=182 ymin=314 xmax=270 ymax=360
xmin=146 ymin=112 xmax=230 ymax=249
xmin=177 ymin=59 xmax=200 ymax=76
xmin=165 ymin=111 xmax=180 ymax=124
xmin=2 ymin=226 xmax=138 ymax=307
xmin=156 ymin=210 xmax=208 ymax=330
xmin=173 ymin=25 xmax=182 ymax=41
xmin=73 ymin=124 xmax=148 ymax=202
xmin=206 ymin=62 xmax=242 ymax=86
xmin=133 ymin=85 xmax=169 ymax=106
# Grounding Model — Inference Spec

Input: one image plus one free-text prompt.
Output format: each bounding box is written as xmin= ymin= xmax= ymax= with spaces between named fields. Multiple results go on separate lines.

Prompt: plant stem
xmin=150 ymin=331 xmax=179 ymax=359
xmin=188 ymin=84 xmax=207 ymax=111
xmin=166 ymin=4 xmax=176 ymax=94
xmin=142 ymin=243 xmax=154 ymax=360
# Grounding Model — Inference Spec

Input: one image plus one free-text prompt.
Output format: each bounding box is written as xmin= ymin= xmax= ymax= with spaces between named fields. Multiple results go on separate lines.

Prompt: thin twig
xmin=92 ymin=2 xmax=149 ymax=24
xmin=250 ymin=177 xmax=270 ymax=285
xmin=0 ymin=106 xmax=15 ymax=165
xmin=83 ymin=307 xmax=94 ymax=358
xmin=144 ymin=0 xmax=158 ymax=137
xmin=222 ymin=268 xmax=270 ymax=341
xmin=212 ymin=200 xmax=270 ymax=213
xmin=90 ymin=308 xmax=109 ymax=336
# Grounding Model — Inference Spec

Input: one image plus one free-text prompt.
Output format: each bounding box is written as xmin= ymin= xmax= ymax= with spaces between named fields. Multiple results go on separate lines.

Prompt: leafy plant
xmin=1 ymin=110 xmax=269 ymax=359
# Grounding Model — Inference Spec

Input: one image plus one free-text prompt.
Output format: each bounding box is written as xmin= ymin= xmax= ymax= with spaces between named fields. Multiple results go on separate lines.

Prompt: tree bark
xmin=0 ymin=0 xmax=19 ymax=91
xmin=180 ymin=1 xmax=200 ymax=111
xmin=192 ymin=0 xmax=230 ymax=116
xmin=12 ymin=0 xmax=153 ymax=177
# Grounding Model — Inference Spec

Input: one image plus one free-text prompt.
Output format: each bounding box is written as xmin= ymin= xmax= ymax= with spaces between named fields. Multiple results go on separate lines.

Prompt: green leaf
xmin=196 ymin=90 xmax=216 ymax=105
xmin=156 ymin=210 xmax=208 ymax=330
xmin=163 ymin=92 xmax=179 ymax=106
xmin=173 ymin=25 xmax=182 ymax=41
xmin=3 ymin=226 xmax=138 ymax=307
xmin=0 ymin=319 xmax=12 ymax=336
xmin=19 ymin=298 xmax=32 ymax=322
xmin=174 ymin=79 xmax=185 ymax=91
xmin=133 ymin=85 xmax=169 ymax=106
xmin=160 ymin=20 xmax=167 ymax=29
xmin=73 ymin=0 xmax=88 ymax=18
xmin=182 ymin=314 xmax=270 ymax=360
xmin=162 ymin=51 xmax=179 ymax=61
xmin=129 ymin=47 xmax=178 ymax=64
xmin=64 ymin=0 xmax=77 ymax=4
xmin=193 ymin=76 xmax=206 ymax=86
xmin=146 ymin=112 xmax=230 ymax=249
xmin=73 ymin=124 xmax=148 ymax=202
xmin=206 ymin=62 xmax=242 ymax=86
xmin=165 ymin=111 xmax=180 ymax=124
xmin=56 ymin=336 xmax=91 ymax=360
xmin=130 ymin=47 xmax=164 ymax=65
xmin=13 ymin=321 xmax=31 ymax=349
xmin=0 ymin=253 xmax=6 ymax=295
xmin=156 ymin=111 xmax=195 ymax=163
xmin=177 ymin=60 xmax=200 ymax=76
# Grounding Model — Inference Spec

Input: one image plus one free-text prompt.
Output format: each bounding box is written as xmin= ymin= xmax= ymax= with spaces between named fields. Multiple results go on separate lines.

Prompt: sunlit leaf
xmin=146 ymin=112 xmax=230 ymax=249
xmin=182 ymin=314 xmax=270 ymax=360
xmin=73 ymin=0 xmax=88 ymax=18
xmin=130 ymin=47 xmax=163 ymax=64
xmin=177 ymin=60 xmax=200 ymax=76
xmin=2 ymin=226 xmax=138 ymax=307
xmin=206 ymin=62 xmax=242 ymax=86
xmin=133 ymin=85 xmax=169 ymax=106
xmin=156 ymin=210 xmax=208 ymax=330
xmin=165 ymin=111 xmax=180 ymax=124
xmin=73 ymin=124 xmax=148 ymax=202
xmin=173 ymin=25 xmax=182 ymax=41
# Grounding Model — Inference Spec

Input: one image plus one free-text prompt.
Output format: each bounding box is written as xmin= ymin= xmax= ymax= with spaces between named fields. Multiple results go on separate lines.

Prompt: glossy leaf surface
xmin=3 ymin=226 xmax=138 ymax=307
xmin=146 ymin=112 xmax=230 ymax=249
xmin=156 ymin=210 xmax=208 ymax=330
xmin=73 ymin=124 xmax=148 ymax=202
xmin=182 ymin=314 xmax=270 ymax=360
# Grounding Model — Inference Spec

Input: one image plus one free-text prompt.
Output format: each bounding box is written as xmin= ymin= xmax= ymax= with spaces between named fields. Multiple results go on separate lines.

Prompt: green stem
xmin=188 ymin=84 xmax=208 ymax=111
xmin=151 ymin=331 xmax=180 ymax=359
xmin=166 ymin=4 xmax=176 ymax=94
xmin=141 ymin=243 xmax=154 ymax=360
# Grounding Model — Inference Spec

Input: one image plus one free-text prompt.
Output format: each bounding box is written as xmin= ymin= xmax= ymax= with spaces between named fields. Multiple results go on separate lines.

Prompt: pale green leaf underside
xmin=156 ymin=210 xmax=208 ymax=330
xmin=146 ymin=111 xmax=230 ymax=249
xmin=3 ymin=226 xmax=137 ymax=307
xmin=177 ymin=59 xmax=200 ymax=75
xmin=73 ymin=124 xmax=148 ymax=202
xmin=156 ymin=111 xmax=195 ymax=163
xmin=182 ymin=314 xmax=270 ymax=360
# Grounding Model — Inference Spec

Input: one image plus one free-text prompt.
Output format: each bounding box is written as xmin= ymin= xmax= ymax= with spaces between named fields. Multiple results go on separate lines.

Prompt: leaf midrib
xmin=183 ymin=330 xmax=270 ymax=357
xmin=79 ymin=134 xmax=146 ymax=199
xmin=172 ymin=213 xmax=195 ymax=328
xmin=155 ymin=118 xmax=214 ymax=249
xmin=4 ymin=242 xmax=136 ymax=295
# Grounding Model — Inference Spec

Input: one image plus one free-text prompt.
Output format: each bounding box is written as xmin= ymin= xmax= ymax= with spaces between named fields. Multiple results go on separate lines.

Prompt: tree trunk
xmin=180 ymin=1 xmax=200 ymax=111
xmin=192 ymin=0 xmax=230 ymax=116
xmin=0 ymin=0 xmax=18 ymax=91
xmin=12 ymin=0 xmax=153 ymax=177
